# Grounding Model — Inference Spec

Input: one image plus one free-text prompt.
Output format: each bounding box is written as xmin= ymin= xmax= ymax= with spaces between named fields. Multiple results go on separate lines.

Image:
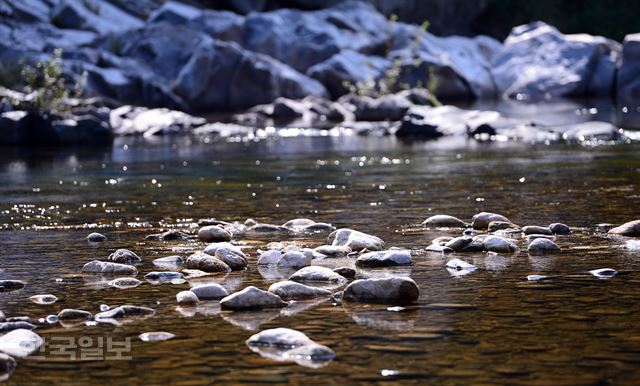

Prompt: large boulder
xmin=617 ymin=33 xmax=640 ymax=105
xmin=492 ymin=22 xmax=620 ymax=100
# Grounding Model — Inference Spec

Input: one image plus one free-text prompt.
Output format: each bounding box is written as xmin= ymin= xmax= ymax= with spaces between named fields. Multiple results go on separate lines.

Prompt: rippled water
xmin=2 ymin=134 xmax=640 ymax=385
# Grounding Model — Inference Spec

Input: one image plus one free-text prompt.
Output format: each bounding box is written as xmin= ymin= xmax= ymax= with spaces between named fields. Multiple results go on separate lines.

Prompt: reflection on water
xmin=1 ymin=125 xmax=640 ymax=384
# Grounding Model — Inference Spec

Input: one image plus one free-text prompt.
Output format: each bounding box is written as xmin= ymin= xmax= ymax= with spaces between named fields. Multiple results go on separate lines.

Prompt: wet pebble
xmin=446 ymin=259 xmax=477 ymax=271
xmin=29 ymin=294 xmax=58 ymax=305
xmin=220 ymin=286 xmax=287 ymax=310
xmin=108 ymin=249 xmax=141 ymax=264
xmin=268 ymin=281 xmax=332 ymax=300
xmin=444 ymin=236 xmax=473 ymax=252
xmin=527 ymin=275 xmax=550 ymax=281
xmin=289 ymin=266 xmax=348 ymax=284
xmin=483 ymin=236 xmax=518 ymax=253
xmin=488 ymin=221 xmax=520 ymax=232
xmin=139 ymin=332 xmax=176 ymax=342
xmin=422 ymin=214 xmax=467 ymax=228
xmin=528 ymin=238 xmax=561 ymax=255
xmin=95 ymin=305 xmax=155 ymax=320
xmin=177 ymin=291 xmax=199 ymax=305
xmin=86 ymin=232 xmax=107 ymax=242
xmin=0 ymin=352 xmax=16 ymax=377
xmin=0 ymin=322 xmax=37 ymax=333
xmin=99 ymin=304 xmax=110 ymax=311
xmin=355 ymin=250 xmax=413 ymax=267
xmin=342 ymin=277 xmax=420 ymax=305
xmin=197 ymin=225 xmax=232 ymax=242
xmin=608 ymin=220 xmax=640 ymax=237
xmin=425 ymin=244 xmax=454 ymax=254
xmin=45 ymin=315 xmax=58 ymax=324
xmin=82 ymin=260 xmax=138 ymax=275
xmin=203 ymin=242 xmax=242 ymax=256
xmin=246 ymin=328 xmax=335 ymax=368
xmin=189 ymin=283 xmax=228 ymax=300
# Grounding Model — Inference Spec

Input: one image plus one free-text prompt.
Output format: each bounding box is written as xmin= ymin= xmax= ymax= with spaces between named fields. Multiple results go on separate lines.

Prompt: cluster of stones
xmin=2 ymin=214 xmax=638 ymax=378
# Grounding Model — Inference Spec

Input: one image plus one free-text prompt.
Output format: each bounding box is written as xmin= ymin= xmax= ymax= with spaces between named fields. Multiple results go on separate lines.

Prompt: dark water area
xmin=1 ymin=108 xmax=640 ymax=384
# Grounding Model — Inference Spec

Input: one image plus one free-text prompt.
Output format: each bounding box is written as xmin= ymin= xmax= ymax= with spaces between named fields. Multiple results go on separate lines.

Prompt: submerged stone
xmin=184 ymin=252 xmax=232 ymax=273
xmin=355 ymin=250 xmax=413 ymax=267
xmin=197 ymin=225 xmax=232 ymax=242
xmin=328 ymin=228 xmax=385 ymax=251
xmin=190 ymin=283 xmax=229 ymax=300
xmin=108 ymin=249 xmax=141 ymax=264
xmin=289 ymin=266 xmax=348 ymax=284
xmin=29 ymin=294 xmax=58 ymax=305
xmin=139 ymin=332 xmax=176 ymax=342
xmin=81 ymin=261 xmax=138 ymax=275
xmin=87 ymin=232 xmax=107 ymax=242
xmin=57 ymin=309 xmax=93 ymax=321
xmin=471 ymin=212 xmax=510 ymax=230
xmin=528 ymin=238 xmax=561 ymax=255
xmin=220 ymin=286 xmax=287 ymax=310
xmin=0 ymin=329 xmax=43 ymax=357
xmin=268 ymin=281 xmax=332 ymax=300
xmin=522 ymin=225 xmax=552 ymax=235
xmin=608 ymin=220 xmax=640 ymax=237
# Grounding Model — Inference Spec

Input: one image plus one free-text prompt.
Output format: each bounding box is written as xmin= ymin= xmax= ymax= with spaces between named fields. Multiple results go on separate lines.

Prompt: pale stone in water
xmin=220 ymin=286 xmax=287 ymax=310
xmin=258 ymin=250 xmax=283 ymax=265
xmin=329 ymin=228 xmax=385 ymax=251
xmin=527 ymin=238 xmax=561 ymax=255
xmin=197 ymin=225 xmax=232 ymax=242
xmin=446 ymin=259 xmax=477 ymax=270
xmin=608 ymin=220 xmax=640 ymax=237
xmin=289 ymin=266 xmax=348 ymax=284
xmin=355 ymin=250 xmax=413 ymax=267
xmin=0 ymin=329 xmax=44 ymax=357
xmin=139 ymin=332 xmax=176 ymax=342
xmin=87 ymin=232 xmax=107 ymax=242
xmin=268 ymin=281 xmax=332 ymax=300
xmin=108 ymin=249 xmax=141 ymax=263
xmin=589 ymin=268 xmax=617 ymax=278
xmin=29 ymin=294 xmax=58 ymax=305
xmin=471 ymin=212 xmax=510 ymax=230
xmin=421 ymin=214 xmax=467 ymax=228
xmin=177 ymin=291 xmax=199 ymax=305
xmin=190 ymin=283 xmax=228 ymax=300
xmin=277 ymin=251 xmax=312 ymax=268
xmin=82 ymin=260 xmax=138 ymax=275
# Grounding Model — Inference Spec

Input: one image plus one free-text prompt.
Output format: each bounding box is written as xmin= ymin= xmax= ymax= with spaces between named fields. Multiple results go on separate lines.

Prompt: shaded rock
xmin=314 ymin=245 xmax=351 ymax=257
xmin=190 ymin=283 xmax=229 ymax=300
xmin=220 ymin=286 xmax=287 ymax=310
xmin=444 ymin=236 xmax=473 ymax=252
xmin=589 ymin=268 xmax=617 ymax=278
xmin=277 ymin=251 xmax=312 ymax=268
xmin=145 ymin=229 xmax=190 ymax=241
xmin=488 ymin=221 xmax=520 ymax=232
xmin=356 ymin=250 xmax=412 ymax=267
xmin=560 ymin=121 xmax=620 ymax=143
xmin=109 ymin=105 xmax=205 ymax=136
xmin=492 ymin=22 xmax=620 ymax=100
xmin=108 ymin=249 xmax=141 ymax=264
xmin=526 ymin=234 xmax=556 ymax=242
xmin=197 ymin=225 xmax=232 ymax=242
xmin=338 ymin=93 xmax=411 ymax=121
xmin=483 ymin=236 xmax=518 ymax=253
xmin=618 ymin=33 xmax=640 ymax=104
xmin=152 ymin=256 xmax=183 ymax=267
xmin=258 ymin=250 xmax=282 ymax=265
xmin=422 ymin=214 xmax=467 ymax=228
xmin=81 ymin=260 xmax=138 ymax=275
xmin=108 ymin=277 xmax=142 ymax=289
xmin=268 ymin=281 xmax=332 ymax=300
xmin=176 ymin=290 xmax=199 ymax=305
xmin=0 ymin=322 xmax=37 ymax=333
xmin=472 ymin=212 xmax=510 ymax=230
xmin=144 ymin=271 xmax=183 ymax=280
xmin=0 ymin=329 xmax=43 ymax=357
xmin=329 ymin=228 xmax=385 ymax=251
xmin=342 ymin=277 xmax=420 ymax=304
xmin=248 ymin=223 xmax=289 ymax=232
xmin=203 ymin=242 xmax=242 ymax=256
xmin=302 ymin=222 xmax=336 ymax=232
xmin=608 ymin=220 xmax=640 ymax=237
xmin=549 ymin=223 xmax=571 ymax=235
xmin=29 ymin=294 xmax=58 ymax=305
xmin=86 ymin=232 xmax=107 ymax=242
xmin=289 ymin=266 xmax=348 ymax=284
xmin=0 ymin=280 xmax=25 ymax=292
xmin=184 ymin=252 xmax=232 ymax=273
xmin=139 ymin=331 xmax=176 ymax=342
xmin=0 ymin=352 xmax=16 ymax=377
xmin=246 ymin=327 xmax=335 ymax=367
xmin=522 ymin=225 xmax=552 ymax=235
xmin=95 ymin=305 xmax=155 ymax=320
xmin=282 ymin=218 xmax=315 ymax=229
xmin=215 ymin=247 xmax=248 ymax=270
xmin=528 ymin=238 xmax=561 ymax=255
xmin=57 ymin=309 xmax=92 ymax=320
xmin=333 ymin=267 xmax=356 ymax=279
xmin=51 ymin=0 xmax=143 ymax=34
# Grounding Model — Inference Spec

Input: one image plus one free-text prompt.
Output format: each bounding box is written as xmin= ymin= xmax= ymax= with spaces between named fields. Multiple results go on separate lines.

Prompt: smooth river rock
xmin=314 ymin=245 xmax=352 ymax=257
xmin=342 ymin=277 xmax=420 ymax=305
xmin=86 ymin=232 xmax=107 ymax=242
xmin=471 ymin=212 xmax=510 ymax=230
xmin=144 ymin=271 xmax=183 ymax=280
xmin=355 ymin=250 xmax=413 ymax=267
xmin=549 ymin=223 xmax=571 ymax=235
xmin=0 ymin=329 xmax=44 ymax=357
xmin=277 ymin=251 xmax=312 ymax=268
xmin=220 ymin=286 xmax=287 ymax=310
xmin=289 ymin=266 xmax=348 ymax=284
xmin=257 ymin=250 xmax=283 ymax=265
xmin=608 ymin=220 xmax=640 ymax=237
xmin=528 ymin=238 xmax=561 ymax=255
xmin=522 ymin=225 xmax=552 ymax=235
xmin=268 ymin=281 xmax=332 ymax=300
xmin=29 ymin=294 xmax=58 ymax=305
xmin=483 ymin=236 xmax=519 ymax=253
xmin=0 ymin=353 xmax=16 ymax=377
xmin=184 ymin=252 xmax=232 ymax=273
xmin=108 ymin=249 xmax=141 ymax=264
xmin=421 ymin=214 xmax=467 ymax=228
xmin=177 ymin=290 xmax=199 ymax=305
xmin=81 ymin=260 xmax=138 ymax=275
xmin=0 ymin=280 xmax=25 ymax=292
xmin=215 ymin=247 xmax=248 ymax=270
xmin=190 ymin=283 xmax=229 ymax=300
xmin=139 ymin=332 xmax=176 ymax=342
xmin=444 ymin=236 xmax=473 ymax=252
xmin=108 ymin=277 xmax=142 ymax=289
xmin=328 ymin=228 xmax=385 ymax=251
xmin=203 ymin=242 xmax=242 ymax=256
xmin=197 ymin=225 xmax=232 ymax=242
xmin=246 ymin=327 xmax=335 ymax=368
xmin=57 ymin=309 xmax=93 ymax=321
xmin=95 ymin=305 xmax=155 ymax=320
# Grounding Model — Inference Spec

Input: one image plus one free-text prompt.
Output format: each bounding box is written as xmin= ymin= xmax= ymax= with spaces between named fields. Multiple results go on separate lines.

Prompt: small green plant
xmin=342 ymin=17 xmax=441 ymax=106
xmin=4 ymin=48 xmax=87 ymax=112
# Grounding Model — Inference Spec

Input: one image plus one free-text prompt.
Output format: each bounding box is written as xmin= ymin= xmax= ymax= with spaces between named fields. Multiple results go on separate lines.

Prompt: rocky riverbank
xmin=1 ymin=1 xmax=639 ymax=145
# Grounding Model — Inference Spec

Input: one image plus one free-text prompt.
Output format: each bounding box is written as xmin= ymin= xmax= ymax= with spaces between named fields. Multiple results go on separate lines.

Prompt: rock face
xmin=355 ymin=250 xmax=413 ymax=267
xmin=492 ymin=22 xmax=620 ymax=100
xmin=608 ymin=220 xmax=640 ymax=237
xmin=329 ymin=228 xmax=385 ymax=251
xmin=268 ymin=281 xmax=332 ymax=300
xmin=184 ymin=252 xmax=232 ymax=273
xmin=342 ymin=277 xmax=420 ymax=304
xmin=197 ymin=225 xmax=232 ymax=242
xmin=81 ymin=260 xmax=138 ymax=275
xmin=618 ymin=33 xmax=640 ymax=104
xmin=219 ymin=286 xmax=287 ymax=310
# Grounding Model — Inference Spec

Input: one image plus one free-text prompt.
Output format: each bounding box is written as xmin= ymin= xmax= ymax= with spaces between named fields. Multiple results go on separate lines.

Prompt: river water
xmin=2 ymin=109 xmax=640 ymax=384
